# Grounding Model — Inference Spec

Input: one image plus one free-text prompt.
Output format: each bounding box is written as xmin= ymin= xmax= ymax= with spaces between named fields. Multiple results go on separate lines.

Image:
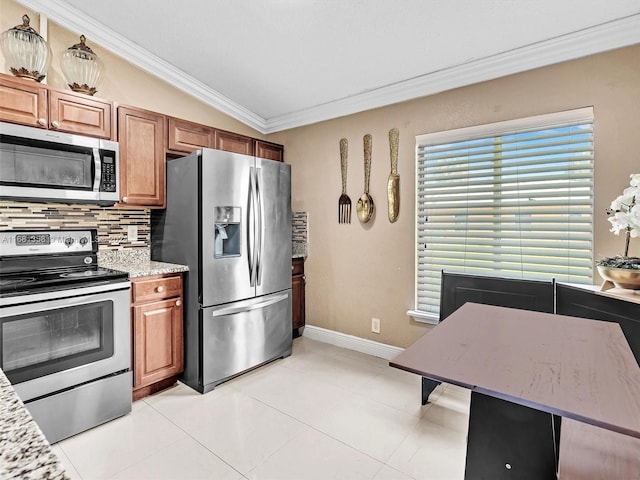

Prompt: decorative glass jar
xmin=61 ymin=35 xmax=104 ymax=96
xmin=0 ymin=14 xmax=51 ymax=82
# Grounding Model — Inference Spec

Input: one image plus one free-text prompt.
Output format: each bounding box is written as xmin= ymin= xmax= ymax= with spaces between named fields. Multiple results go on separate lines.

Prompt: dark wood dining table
xmin=390 ymin=302 xmax=640 ymax=479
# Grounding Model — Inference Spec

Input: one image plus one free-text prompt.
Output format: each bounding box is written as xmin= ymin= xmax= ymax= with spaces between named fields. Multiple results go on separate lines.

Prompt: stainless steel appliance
xmin=0 ymin=122 xmax=119 ymax=205
xmin=151 ymin=148 xmax=292 ymax=393
xmin=0 ymin=229 xmax=131 ymax=444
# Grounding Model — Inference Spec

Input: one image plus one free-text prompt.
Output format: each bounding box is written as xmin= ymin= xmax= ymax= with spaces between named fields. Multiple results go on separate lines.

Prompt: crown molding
xmin=263 ymin=14 xmax=640 ymax=133
xmin=17 ymin=1 xmax=640 ymax=135
xmin=16 ymin=0 xmax=267 ymax=132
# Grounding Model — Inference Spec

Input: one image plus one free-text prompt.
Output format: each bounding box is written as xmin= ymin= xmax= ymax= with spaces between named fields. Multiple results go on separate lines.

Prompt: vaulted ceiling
xmin=17 ymin=0 xmax=640 ymax=133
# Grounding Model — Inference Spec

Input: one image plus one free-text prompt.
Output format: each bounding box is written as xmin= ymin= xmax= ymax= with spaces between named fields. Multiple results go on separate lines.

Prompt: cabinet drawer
xmin=292 ymin=258 xmax=304 ymax=276
xmin=132 ymin=275 xmax=182 ymax=303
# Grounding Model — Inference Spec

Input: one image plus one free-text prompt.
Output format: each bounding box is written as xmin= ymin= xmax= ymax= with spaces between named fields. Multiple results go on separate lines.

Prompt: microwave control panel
xmin=100 ymin=153 xmax=117 ymax=192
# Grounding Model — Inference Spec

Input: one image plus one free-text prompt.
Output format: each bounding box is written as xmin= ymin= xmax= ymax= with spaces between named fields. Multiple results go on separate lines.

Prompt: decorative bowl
xmin=597 ymin=265 xmax=640 ymax=290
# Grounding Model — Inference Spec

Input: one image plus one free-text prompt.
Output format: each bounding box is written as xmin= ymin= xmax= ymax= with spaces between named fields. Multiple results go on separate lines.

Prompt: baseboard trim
xmin=302 ymin=325 xmax=404 ymax=360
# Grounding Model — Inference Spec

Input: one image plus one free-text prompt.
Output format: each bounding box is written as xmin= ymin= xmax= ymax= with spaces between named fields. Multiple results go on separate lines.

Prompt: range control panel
xmin=0 ymin=230 xmax=97 ymax=256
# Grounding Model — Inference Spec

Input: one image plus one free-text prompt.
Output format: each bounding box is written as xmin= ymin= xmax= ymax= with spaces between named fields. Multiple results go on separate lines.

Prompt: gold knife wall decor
xmin=387 ymin=128 xmax=400 ymax=222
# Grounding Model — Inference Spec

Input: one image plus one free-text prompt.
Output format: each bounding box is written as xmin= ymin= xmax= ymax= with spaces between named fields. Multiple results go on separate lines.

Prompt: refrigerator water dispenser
xmin=214 ymin=206 xmax=241 ymax=257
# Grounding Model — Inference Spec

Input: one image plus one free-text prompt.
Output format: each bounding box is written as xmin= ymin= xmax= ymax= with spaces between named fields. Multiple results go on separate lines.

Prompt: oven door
xmin=0 ymin=281 xmax=130 ymax=402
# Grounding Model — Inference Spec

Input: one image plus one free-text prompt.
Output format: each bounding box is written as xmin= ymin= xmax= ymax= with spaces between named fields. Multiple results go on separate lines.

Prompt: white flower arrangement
xmin=599 ymin=173 xmax=640 ymax=267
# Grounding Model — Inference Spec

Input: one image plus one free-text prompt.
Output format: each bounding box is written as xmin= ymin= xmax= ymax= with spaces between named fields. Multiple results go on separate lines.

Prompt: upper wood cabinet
xmin=0 ymin=73 xmax=113 ymax=139
xmin=215 ymin=129 xmax=255 ymax=156
xmin=0 ymin=74 xmax=47 ymax=127
xmin=118 ymin=106 xmax=166 ymax=208
xmin=167 ymin=116 xmax=215 ymax=154
xmin=49 ymin=90 xmax=113 ymax=139
xmin=256 ymin=139 xmax=284 ymax=162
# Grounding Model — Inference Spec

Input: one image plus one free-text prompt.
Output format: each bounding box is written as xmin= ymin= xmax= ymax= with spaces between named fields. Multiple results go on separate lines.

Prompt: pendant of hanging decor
xmin=61 ymin=35 xmax=105 ymax=96
xmin=0 ymin=14 xmax=51 ymax=82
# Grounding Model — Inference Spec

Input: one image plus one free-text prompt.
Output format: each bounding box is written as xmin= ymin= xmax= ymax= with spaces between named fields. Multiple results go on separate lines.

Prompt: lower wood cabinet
xmin=131 ymin=273 xmax=184 ymax=400
xmin=292 ymin=258 xmax=306 ymax=336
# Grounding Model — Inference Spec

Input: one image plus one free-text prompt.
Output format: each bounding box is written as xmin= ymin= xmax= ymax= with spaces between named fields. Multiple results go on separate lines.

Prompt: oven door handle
xmin=0 ymin=281 xmax=131 ymax=308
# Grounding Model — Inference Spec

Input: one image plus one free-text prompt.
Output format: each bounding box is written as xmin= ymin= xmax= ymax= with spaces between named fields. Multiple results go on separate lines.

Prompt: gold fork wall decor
xmin=338 ymin=138 xmax=352 ymax=223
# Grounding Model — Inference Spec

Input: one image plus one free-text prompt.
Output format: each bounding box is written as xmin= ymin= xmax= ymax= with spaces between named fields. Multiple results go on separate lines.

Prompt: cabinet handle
xmin=122 ymin=196 xmax=128 ymax=203
xmin=175 ymin=300 xmax=182 ymax=306
xmin=156 ymin=285 xmax=165 ymax=293
xmin=51 ymin=120 xmax=60 ymax=129
xmin=38 ymin=118 xmax=47 ymax=126
xmin=291 ymin=265 xmax=294 ymax=271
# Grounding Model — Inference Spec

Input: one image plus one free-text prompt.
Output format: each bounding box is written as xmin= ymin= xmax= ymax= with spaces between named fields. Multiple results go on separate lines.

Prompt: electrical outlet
xmin=127 ymin=225 xmax=138 ymax=242
xmin=371 ymin=317 xmax=381 ymax=334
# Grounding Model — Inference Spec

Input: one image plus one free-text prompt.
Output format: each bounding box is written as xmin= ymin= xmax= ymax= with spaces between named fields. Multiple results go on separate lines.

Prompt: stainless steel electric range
xmin=0 ymin=229 xmax=132 ymax=444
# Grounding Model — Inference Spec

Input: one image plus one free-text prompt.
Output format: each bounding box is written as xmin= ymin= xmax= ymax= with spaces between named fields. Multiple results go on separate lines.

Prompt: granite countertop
xmin=292 ymin=241 xmax=307 ymax=259
xmin=99 ymin=245 xmax=306 ymax=276
xmin=0 ymin=369 xmax=68 ymax=480
xmin=98 ymin=248 xmax=189 ymax=278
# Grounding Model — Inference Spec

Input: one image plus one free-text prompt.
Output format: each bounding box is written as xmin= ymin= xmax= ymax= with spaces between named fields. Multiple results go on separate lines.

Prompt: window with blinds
xmin=414 ymin=108 xmax=594 ymax=317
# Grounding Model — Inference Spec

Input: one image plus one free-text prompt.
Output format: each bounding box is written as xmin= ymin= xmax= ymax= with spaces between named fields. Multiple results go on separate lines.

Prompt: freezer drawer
xmin=201 ymin=290 xmax=292 ymax=392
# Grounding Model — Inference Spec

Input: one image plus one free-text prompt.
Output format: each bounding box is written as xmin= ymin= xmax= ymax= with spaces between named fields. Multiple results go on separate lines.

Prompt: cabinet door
xmin=49 ymin=90 xmax=113 ymax=139
xmin=292 ymin=259 xmax=305 ymax=333
xmin=133 ymin=298 xmax=183 ymax=388
xmin=118 ymin=106 xmax=166 ymax=207
xmin=215 ymin=129 xmax=255 ymax=155
xmin=0 ymin=74 xmax=48 ymax=127
xmin=256 ymin=140 xmax=284 ymax=162
xmin=168 ymin=117 xmax=214 ymax=153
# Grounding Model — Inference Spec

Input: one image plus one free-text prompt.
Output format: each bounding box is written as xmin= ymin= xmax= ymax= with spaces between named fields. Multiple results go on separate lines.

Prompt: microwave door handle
xmin=92 ymin=147 xmax=102 ymax=192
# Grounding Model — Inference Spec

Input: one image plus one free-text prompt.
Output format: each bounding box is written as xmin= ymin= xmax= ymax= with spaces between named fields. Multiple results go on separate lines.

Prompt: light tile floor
xmin=52 ymin=337 xmax=470 ymax=480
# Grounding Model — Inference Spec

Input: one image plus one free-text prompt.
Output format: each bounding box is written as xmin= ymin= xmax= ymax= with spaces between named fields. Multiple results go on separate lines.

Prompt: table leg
xmin=465 ymin=392 xmax=561 ymax=480
xmin=421 ymin=377 xmax=441 ymax=405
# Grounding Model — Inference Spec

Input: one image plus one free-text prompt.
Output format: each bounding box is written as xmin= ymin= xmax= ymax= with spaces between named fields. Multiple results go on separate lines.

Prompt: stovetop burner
xmin=0 ymin=277 xmax=36 ymax=287
xmin=60 ymin=270 xmax=112 ymax=278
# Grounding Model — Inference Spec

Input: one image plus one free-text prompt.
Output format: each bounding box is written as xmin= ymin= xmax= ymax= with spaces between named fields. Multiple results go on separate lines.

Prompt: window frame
xmin=410 ymin=107 xmax=595 ymax=323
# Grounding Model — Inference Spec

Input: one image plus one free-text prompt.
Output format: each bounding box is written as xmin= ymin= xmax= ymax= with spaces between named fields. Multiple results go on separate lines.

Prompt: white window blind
xmin=415 ymin=108 xmax=594 ymax=316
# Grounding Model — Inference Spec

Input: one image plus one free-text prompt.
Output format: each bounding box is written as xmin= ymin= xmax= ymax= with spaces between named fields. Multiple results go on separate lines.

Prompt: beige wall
xmin=270 ymin=45 xmax=640 ymax=348
xmin=1 ymin=0 xmax=262 ymax=137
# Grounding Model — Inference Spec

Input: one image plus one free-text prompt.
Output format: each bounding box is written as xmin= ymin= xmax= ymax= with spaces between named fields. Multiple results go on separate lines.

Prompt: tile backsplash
xmin=292 ymin=211 xmax=308 ymax=243
xmin=0 ymin=201 xmax=150 ymax=250
xmin=0 ymin=202 xmax=309 ymax=254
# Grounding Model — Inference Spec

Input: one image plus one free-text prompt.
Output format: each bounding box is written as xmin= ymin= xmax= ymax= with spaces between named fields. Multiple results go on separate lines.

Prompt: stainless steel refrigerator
xmin=151 ymin=148 xmax=292 ymax=393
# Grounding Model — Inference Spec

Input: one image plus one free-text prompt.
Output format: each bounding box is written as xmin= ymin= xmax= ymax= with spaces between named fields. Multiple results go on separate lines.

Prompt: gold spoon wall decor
xmin=357 ymin=133 xmax=374 ymax=223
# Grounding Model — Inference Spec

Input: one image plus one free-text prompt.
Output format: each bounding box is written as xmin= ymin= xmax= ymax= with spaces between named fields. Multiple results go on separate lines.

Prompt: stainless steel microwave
xmin=0 ymin=122 xmax=119 ymax=205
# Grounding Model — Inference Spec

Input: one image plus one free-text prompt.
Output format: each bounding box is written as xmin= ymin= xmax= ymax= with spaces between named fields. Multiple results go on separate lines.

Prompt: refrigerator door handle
xmin=247 ymin=167 xmax=257 ymax=287
xmin=255 ymin=167 xmax=264 ymax=286
xmin=210 ymin=292 xmax=289 ymax=318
